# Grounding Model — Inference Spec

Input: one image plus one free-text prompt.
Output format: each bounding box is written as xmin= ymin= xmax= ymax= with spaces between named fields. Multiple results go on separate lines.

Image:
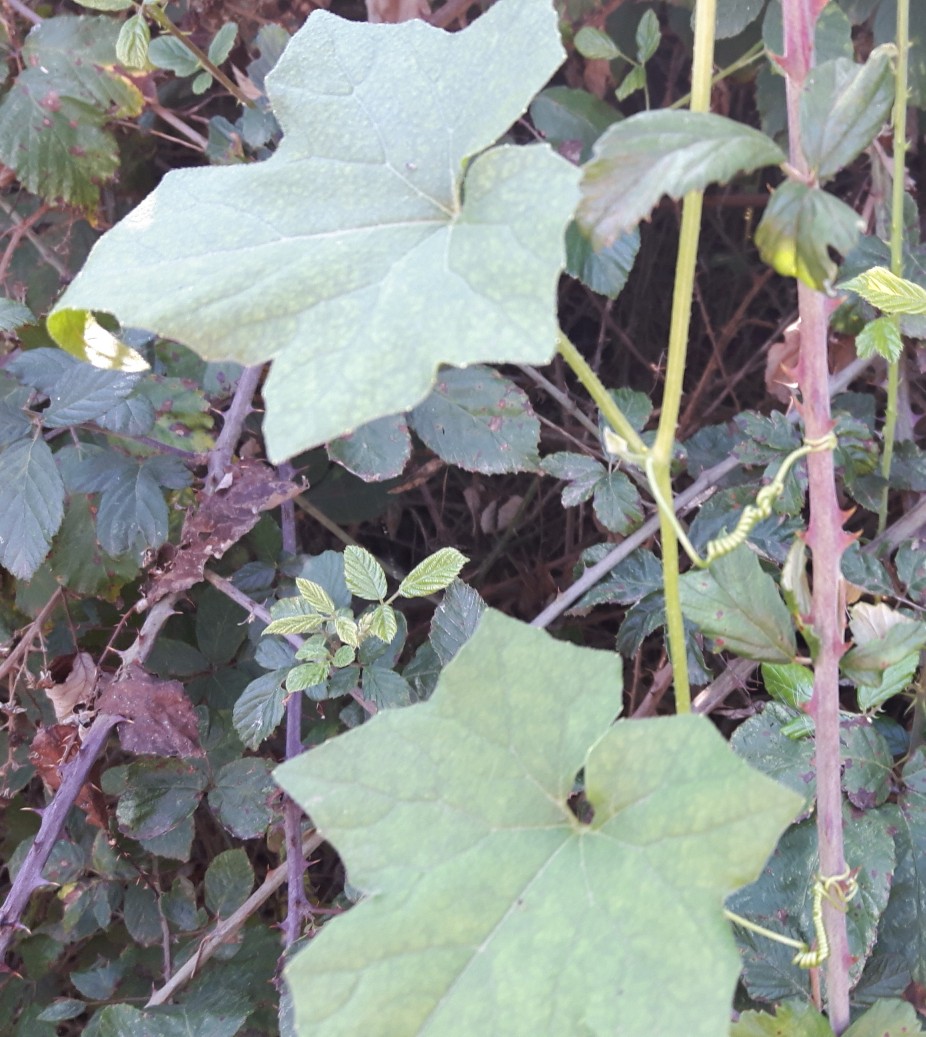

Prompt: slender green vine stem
xmin=649 ymin=0 xmax=717 ymax=714
xmin=877 ymin=0 xmax=910 ymax=533
xmin=142 ymin=2 xmax=255 ymax=108
xmin=668 ymin=41 xmax=764 ymax=110
xmin=723 ymin=908 xmax=808 ymax=953
xmin=646 ymin=434 xmax=836 ymax=569
xmin=555 ymin=333 xmax=647 ymax=458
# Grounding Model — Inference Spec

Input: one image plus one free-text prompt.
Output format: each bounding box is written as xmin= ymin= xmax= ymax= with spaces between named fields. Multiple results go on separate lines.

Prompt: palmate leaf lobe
xmin=49 ymin=0 xmax=580 ymax=462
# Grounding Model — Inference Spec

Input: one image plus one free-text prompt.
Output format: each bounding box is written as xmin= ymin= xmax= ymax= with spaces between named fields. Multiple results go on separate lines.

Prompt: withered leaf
xmin=30 ymin=725 xmax=109 ymax=829
xmin=145 ymin=459 xmax=301 ymax=604
xmin=98 ymin=666 xmax=203 ymax=758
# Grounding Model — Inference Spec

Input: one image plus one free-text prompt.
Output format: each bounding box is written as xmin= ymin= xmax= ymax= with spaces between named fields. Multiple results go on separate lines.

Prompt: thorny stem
xmin=147 ymin=831 xmax=324 ymax=1007
xmin=529 ymin=357 xmax=871 ymax=630
xmin=776 ymin=1 xmax=854 ymax=1021
xmin=780 ymin=0 xmax=852 ymax=1016
xmin=0 ymin=713 xmax=125 ymax=960
xmin=877 ymin=0 xmax=910 ymax=533
xmin=204 ymin=364 xmax=263 ymax=494
xmin=142 ymin=3 xmax=256 ymax=109
xmin=0 ymin=588 xmax=182 ymax=959
xmin=650 ymin=0 xmax=717 ymax=714
xmin=278 ymin=461 xmax=313 ymax=948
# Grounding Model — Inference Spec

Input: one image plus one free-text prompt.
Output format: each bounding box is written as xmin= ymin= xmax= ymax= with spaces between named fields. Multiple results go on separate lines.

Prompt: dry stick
xmin=0 ymin=593 xmax=184 ymax=960
xmin=0 ymin=712 xmax=124 ymax=959
xmin=0 ymin=195 xmax=70 ymax=280
xmin=204 ymin=364 xmax=264 ymax=494
xmin=0 ymin=587 xmax=63 ymax=686
xmin=278 ymin=460 xmax=313 ymax=948
xmin=1 ymin=367 xmax=266 ymax=958
xmin=530 ymin=356 xmax=871 ymax=631
xmin=3 ymin=0 xmax=40 ymax=25
xmin=149 ymin=103 xmax=209 ymax=152
xmin=146 ymin=831 xmax=325 ymax=1008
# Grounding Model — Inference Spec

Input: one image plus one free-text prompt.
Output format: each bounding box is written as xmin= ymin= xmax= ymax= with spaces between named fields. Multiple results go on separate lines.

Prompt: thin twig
xmin=0 ymin=588 xmax=63 ymax=686
xmin=204 ymin=364 xmax=263 ymax=494
xmin=278 ymin=461 xmax=313 ymax=948
xmin=146 ymin=831 xmax=324 ymax=1007
xmin=149 ymin=103 xmax=209 ymax=152
xmin=0 ymin=195 xmax=69 ymax=280
xmin=529 ymin=356 xmax=871 ymax=630
xmin=0 ymin=713 xmax=123 ymax=959
xmin=3 ymin=0 xmax=40 ymax=25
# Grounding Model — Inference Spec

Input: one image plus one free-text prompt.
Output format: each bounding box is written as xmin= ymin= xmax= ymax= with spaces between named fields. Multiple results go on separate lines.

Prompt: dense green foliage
xmin=0 ymin=0 xmax=925 ymax=1034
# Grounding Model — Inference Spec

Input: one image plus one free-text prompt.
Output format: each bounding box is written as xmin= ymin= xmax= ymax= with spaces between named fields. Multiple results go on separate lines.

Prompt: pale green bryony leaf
xmin=367 ymin=603 xmax=398 ymax=644
xmin=635 ymin=9 xmax=660 ymax=63
xmin=839 ymin=265 xmax=926 ymax=316
xmin=116 ymin=14 xmax=151 ymax=70
xmin=295 ymin=577 xmax=335 ymax=614
xmin=731 ymin=1001 xmax=834 ymax=1037
xmin=679 ymin=546 xmax=797 ymax=663
xmin=208 ymin=22 xmax=237 ymax=66
xmin=343 ymin=546 xmax=388 ymax=601
xmin=285 ymin=661 xmax=330 ymax=692
xmin=574 ymin=26 xmax=621 ymax=61
xmin=48 ymin=0 xmax=580 ymax=461
xmin=755 ymin=180 xmax=862 ymax=291
xmin=844 ymin=1000 xmax=926 ymax=1037
xmin=855 ymin=315 xmax=903 ymax=362
xmin=579 ymin=110 xmax=785 ymax=246
xmin=398 ymin=547 xmax=468 ymax=598
xmin=276 ymin=610 xmax=800 ymax=1037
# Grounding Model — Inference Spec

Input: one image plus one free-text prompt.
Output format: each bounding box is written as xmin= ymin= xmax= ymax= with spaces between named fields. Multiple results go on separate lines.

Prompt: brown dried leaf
xmin=45 ymin=652 xmax=96 ymax=722
xmin=146 ymin=459 xmax=301 ymax=604
xmin=98 ymin=666 xmax=203 ymax=758
xmin=29 ymin=725 xmax=109 ymax=829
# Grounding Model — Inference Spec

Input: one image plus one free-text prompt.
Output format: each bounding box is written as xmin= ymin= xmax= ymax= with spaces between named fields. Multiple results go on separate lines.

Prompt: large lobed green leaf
xmin=49 ymin=0 xmax=580 ymax=462
xmin=275 ymin=610 xmax=801 ymax=1037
